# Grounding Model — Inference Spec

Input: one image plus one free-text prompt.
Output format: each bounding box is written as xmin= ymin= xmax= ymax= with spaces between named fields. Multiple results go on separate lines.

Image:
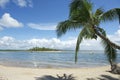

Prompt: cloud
xmin=27 ymin=23 xmax=56 ymax=30
xmin=0 ymin=29 xmax=119 ymax=50
xmin=14 ymin=0 xmax=27 ymax=7
xmin=0 ymin=13 xmax=23 ymax=29
xmin=13 ymin=0 xmax=33 ymax=7
xmin=108 ymin=29 xmax=120 ymax=45
xmin=115 ymin=29 xmax=120 ymax=36
xmin=0 ymin=0 xmax=33 ymax=8
xmin=0 ymin=36 xmax=75 ymax=49
xmin=0 ymin=36 xmax=103 ymax=50
xmin=0 ymin=0 xmax=9 ymax=8
xmin=80 ymin=38 xmax=103 ymax=50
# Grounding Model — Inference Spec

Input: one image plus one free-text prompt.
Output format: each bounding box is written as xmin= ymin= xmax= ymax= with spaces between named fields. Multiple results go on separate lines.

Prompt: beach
xmin=0 ymin=65 xmax=119 ymax=80
xmin=0 ymin=51 xmax=119 ymax=80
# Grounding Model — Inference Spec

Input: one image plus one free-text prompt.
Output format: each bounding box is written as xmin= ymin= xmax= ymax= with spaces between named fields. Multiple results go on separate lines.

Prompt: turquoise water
xmin=0 ymin=51 xmax=119 ymax=68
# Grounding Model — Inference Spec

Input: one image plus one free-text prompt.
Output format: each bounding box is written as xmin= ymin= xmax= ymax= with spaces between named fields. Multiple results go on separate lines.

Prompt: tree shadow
xmin=86 ymin=78 xmax=96 ymax=80
xmin=35 ymin=74 xmax=76 ymax=80
xmin=98 ymin=75 xmax=119 ymax=80
xmin=35 ymin=74 xmax=120 ymax=80
xmin=86 ymin=75 xmax=120 ymax=80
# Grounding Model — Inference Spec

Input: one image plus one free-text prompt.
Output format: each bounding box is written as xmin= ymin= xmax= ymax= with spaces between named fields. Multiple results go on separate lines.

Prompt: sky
xmin=0 ymin=0 xmax=120 ymax=50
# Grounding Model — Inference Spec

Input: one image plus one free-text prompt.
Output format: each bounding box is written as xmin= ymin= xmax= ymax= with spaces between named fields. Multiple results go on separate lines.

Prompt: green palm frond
xmin=101 ymin=39 xmax=117 ymax=62
xmin=69 ymin=0 xmax=93 ymax=23
xmin=70 ymin=0 xmax=83 ymax=12
xmin=92 ymin=8 xmax=104 ymax=26
xmin=101 ymin=8 xmax=120 ymax=23
xmin=95 ymin=8 xmax=104 ymax=17
xmin=75 ymin=28 xmax=84 ymax=63
xmin=99 ymin=28 xmax=116 ymax=62
xmin=56 ymin=20 xmax=82 ymax=37
xmin=75 ymin=26 xmax=96 ymax=62
xmin=70 ymin=0 xmax=93 ymax=13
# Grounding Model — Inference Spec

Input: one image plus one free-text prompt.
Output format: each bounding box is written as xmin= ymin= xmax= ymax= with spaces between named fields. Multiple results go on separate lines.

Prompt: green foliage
xmin=29 ymin=47 xmax=59 ymax=51
xmin=95 ymin=8 xmax=104 ymax=17
xmin=56 ymin=20 xmax=82 ymax=37
xmin=101 ymin=8 xmax=120 ymax=22
xmin=101 ymin=39 xmax=117 ymax=62
xmin=70 ymin=0 xmax=93 ymax=24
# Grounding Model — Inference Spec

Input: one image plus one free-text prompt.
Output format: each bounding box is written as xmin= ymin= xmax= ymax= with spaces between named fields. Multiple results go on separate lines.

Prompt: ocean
xmin=0 ymin=50 xmax=119 ymax=68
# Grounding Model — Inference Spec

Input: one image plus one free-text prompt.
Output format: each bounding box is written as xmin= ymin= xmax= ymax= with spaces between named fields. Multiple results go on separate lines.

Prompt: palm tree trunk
xmin=93 ymin=26 xmax=120 ymax=50
xmin=109 ymin=59 xmax=113 ymax=67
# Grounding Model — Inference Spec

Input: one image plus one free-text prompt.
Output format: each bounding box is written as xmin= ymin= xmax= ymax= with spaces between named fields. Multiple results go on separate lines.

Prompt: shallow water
xmin=0 ymin=50 xmax=119 ymax=68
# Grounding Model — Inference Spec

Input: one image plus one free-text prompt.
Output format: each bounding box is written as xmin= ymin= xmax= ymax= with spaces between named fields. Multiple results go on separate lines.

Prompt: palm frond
xmin=69 ymin=0 xmax=93 ymax=23
xmin=101 ymin=8 xmax=120 ymax=23
xmin=70 ymin=0 xmax=93 ymax=13
xmin=97 ymin=25 xmax=116 ymax=60
xmin=101 ymin=39 xmax=117 ymax=62
xmin=95 ymin=8 xmax=104 ymax=17
xmin=91 ymin=8 xmax=104 ymax=26
xmin=70 ymin=0 xmax=83 ymax=12
xmin=75 ymin=26 xmax=96 ymax=62
xmin=56 ymin=20 xmax=82 ymax=37
xmin=82 ymin=0 xmax=93 ymax=12
xmin=75 ymin=29 xmax=84 ymax=63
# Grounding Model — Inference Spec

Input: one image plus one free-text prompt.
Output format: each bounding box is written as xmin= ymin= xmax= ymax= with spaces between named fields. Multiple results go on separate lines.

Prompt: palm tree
xmin=56 ymin=0 xmax=120 ymax=67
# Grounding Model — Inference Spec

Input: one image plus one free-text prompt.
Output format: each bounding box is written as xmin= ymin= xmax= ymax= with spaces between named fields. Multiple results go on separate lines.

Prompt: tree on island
xmin=29 ymin=47 xmax=59 ymax=51
xmin=56 ymin=0 xmax=120 ymax=73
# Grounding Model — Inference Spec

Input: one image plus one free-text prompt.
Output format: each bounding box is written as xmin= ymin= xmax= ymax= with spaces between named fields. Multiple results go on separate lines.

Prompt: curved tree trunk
xmin=93 ymin=26 xmax=120 ymax=50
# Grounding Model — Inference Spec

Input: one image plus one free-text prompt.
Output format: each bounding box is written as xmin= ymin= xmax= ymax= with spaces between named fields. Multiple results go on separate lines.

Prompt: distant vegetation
xmin=28 ymin=47 xmax=60 ymax=51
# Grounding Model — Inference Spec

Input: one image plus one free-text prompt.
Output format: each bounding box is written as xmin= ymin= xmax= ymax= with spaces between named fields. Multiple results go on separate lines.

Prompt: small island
xmin=28 ymin=47 xmax=60 ymax=51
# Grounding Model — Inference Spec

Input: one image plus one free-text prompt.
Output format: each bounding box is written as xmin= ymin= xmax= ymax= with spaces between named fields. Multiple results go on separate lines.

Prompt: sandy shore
xmin=0 ymin=65 xmax=119 ymax=80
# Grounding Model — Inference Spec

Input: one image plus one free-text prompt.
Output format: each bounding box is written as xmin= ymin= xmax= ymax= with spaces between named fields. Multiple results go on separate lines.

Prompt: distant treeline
xmin=28 ymin=47 xmax=60 ymax=51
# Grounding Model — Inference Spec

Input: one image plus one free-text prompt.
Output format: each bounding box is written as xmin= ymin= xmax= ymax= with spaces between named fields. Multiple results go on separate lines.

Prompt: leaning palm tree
xmin=56 ymin=0 xmax=120 ymax=67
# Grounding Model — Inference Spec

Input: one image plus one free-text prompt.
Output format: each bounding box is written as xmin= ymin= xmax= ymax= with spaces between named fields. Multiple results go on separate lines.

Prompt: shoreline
xmin=0 ymin=63 xmax=109 ymax=69
xmin=0 ymin=65 xmax=120 ymax=80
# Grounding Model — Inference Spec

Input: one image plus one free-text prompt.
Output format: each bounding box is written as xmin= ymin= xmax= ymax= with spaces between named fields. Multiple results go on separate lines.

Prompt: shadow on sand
xmin=35 ymin=74 xmax=76 ymax=80
xmin=87 ymin=75 xmax=120 ymax=80
xmin=35 ymin=74 xmax=120 ymax=80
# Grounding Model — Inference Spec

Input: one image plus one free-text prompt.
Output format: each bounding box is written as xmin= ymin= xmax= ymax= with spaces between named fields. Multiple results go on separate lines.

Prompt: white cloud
xmin=115 ymin=29 xmax=120 ymax=37
xmin=1 ymin=36 xmax=15 ymax=41
xmin=108 ymin=29 xmax=120 ymax=45
xmin=0 ymin=36 xmax=103 ymax=50
xmin=0 ymin=29 xmax=119 ymax=50
xmin=0 ymin=0 xmax=33 ymax=8
xmin=28 ymin=23 xmax=56 ymax=30
xmin=13 ymin=0 xmax=33 ymax=7
xmin=0 ymin=36 xmax=75 ymax=49
xmin=0 ymin=13 xmax=23 ymax=28
xmin=0 ymin=0 xmax=9 ymax=8
xmin=80 ymin=38 xmax=102 ymax=50
xmin=16 ymin=0 xmax=27 ymax=7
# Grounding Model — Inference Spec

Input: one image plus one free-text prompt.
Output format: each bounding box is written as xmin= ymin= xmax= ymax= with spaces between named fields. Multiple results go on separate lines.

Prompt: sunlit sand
xmin=0 ymin=65 xmax=119 ymax=80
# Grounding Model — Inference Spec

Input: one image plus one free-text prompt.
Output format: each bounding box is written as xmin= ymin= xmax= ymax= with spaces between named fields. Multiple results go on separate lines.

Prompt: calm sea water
xmin=0 ymin=51 xmax=120 ymax=68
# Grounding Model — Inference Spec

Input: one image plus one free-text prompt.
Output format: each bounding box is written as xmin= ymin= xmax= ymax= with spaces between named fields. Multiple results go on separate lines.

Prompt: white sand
xmin=0 ymin=65 xmax=119 ymax=80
